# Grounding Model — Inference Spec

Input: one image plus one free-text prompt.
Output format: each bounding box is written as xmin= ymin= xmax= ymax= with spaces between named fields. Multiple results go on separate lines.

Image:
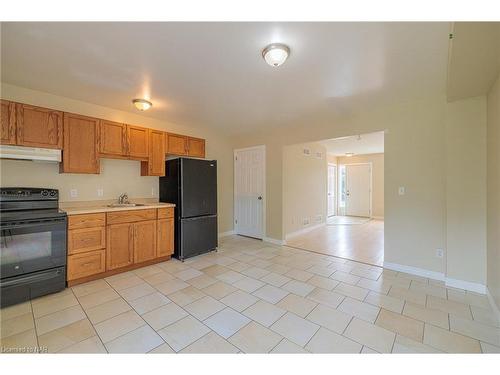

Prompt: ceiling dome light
xmin=132 ymin=98 xmax=152 ymax=111
xmin=345 ymin=153 xmax=354 ymax=157
xmin=262 ymin=43 xmax=290 ymax=67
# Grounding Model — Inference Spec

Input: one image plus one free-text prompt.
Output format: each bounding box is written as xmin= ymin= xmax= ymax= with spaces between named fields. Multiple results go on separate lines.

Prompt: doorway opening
xmin=284 ymin=131 xmax=384 ymax=266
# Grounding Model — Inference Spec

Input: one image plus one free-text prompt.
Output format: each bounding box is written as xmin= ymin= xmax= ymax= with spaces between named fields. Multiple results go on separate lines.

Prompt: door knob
xmin=258 ymin=196 xmax=262 ymax=200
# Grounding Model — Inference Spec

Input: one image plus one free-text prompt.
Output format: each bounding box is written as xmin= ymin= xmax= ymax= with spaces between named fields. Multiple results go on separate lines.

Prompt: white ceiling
xmin=320 ymin=131 xmax=384 ymax=156
xmin=1 ymin=22 xmax=450 ymax=135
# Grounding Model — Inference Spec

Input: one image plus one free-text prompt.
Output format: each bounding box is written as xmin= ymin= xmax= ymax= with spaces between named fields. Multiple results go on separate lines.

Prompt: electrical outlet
xmin=97 ymin=188 xmax=104 ymax=197
xmin=303 ymin=148 xmax=311 ymax=156
xmin=436 ymin=249 xmax=444 ymax=258
xmin=70 ymin=189 xmax=78 ymax=198
xmin=302 ymin=217 xmax=310 ymax=226
xmin=398 ymin=186 xmax=405 ymax=196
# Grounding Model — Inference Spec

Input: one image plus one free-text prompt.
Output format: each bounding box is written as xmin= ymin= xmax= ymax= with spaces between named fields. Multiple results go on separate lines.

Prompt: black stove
xmin=1 ymin=187 xmax=67 ymax=307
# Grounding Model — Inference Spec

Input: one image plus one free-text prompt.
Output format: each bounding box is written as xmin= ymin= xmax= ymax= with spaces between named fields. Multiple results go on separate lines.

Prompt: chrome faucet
xmin=118 ymin=193 xmax=129 ymax=204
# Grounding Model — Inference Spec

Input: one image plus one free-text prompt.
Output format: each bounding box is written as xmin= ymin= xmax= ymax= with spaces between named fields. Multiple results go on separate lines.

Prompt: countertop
xmin=60 ymin=200 xmax=175 ymax=215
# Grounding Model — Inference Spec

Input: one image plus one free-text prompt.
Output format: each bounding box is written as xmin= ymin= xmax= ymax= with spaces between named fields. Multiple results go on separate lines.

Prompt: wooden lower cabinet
xmin=134 ymin=220 xmax=157 ymax=263
xmin=68 ymin=250 xmax=106 ymax=281
xmin=157 ymin=218 xmax=174 ymax=257
xmin=106 ymin=222 xmax=134 ymax=270
xmin=67 ymin=208 xmax=175 ymax=285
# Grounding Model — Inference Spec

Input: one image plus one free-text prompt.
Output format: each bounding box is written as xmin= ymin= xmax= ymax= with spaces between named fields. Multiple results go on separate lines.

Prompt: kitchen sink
xmin=106 ymin=203 xmax=147 ymax=207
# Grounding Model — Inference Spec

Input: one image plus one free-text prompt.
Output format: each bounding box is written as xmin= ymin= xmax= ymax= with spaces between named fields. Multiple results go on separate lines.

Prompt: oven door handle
xmin=1 ymin=220 xmax=66 ymax=230
xmin=0 ymin=268 xmax=65 ymax=287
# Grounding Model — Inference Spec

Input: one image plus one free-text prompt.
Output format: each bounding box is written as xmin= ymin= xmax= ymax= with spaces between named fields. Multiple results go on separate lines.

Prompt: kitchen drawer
xmin=106 ymin=209 xmax=157 ymax=224
xmin=157 ymin=207 xmax=174 ymax=219
xmin=68 ymin=227 xmax=106 ymax=255
xmin=67 ymin=250 xmax=106 ymax=280
xmin=68 ymin=213 xmax=106 ymax=229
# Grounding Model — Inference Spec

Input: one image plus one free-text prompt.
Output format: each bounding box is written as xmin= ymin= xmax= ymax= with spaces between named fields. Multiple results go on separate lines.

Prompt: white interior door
xmin=327 ymin=164 xmax=336 ymax=217
xmin=345 ymin=164 xmax=371 ymax=217
xmin=234 ymin=146 xmax=265 ymax=239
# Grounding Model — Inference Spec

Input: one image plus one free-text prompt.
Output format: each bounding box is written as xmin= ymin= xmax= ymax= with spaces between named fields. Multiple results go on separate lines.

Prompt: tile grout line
xmin=74 ymin=283 xmax=110 ymax=353
xmin=100 ymin=277 xmax=169 ymax=353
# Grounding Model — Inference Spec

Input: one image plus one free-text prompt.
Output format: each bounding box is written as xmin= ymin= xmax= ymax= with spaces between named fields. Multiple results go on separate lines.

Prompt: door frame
xmin=233 ymin=145 xmax=266 ymax=239
xmin=343 ymin=162 xmax=373 ymax=218
xmin=327 ymin=162 xmax=337 ymax=217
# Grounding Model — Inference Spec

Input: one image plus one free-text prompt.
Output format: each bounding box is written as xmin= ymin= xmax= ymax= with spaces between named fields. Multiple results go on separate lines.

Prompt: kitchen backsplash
xmin=0 ymin=158 xmax=159 ymax=202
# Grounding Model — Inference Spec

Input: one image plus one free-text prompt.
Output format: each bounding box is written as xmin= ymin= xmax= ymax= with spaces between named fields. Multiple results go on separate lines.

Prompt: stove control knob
xmin=41 ymin=190 xmax=49 ymax=197
xmin=49 ymin=190 xmax=56 ymax=197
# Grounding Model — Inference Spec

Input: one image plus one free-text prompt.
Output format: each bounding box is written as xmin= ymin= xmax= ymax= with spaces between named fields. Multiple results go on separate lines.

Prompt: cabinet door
xmin=106 ymin=223 xmax=134 ymax=270
xmin=157 ymin=218 xmax=174 ymax=257
xmin=166 ymin=133 xmax=188 ymax=156
xmin=187 ymin=137 xmax=205 ymax=158
xmin=127 ymin=125 xmax=149 ymax=159
xmin=134 ymin=220 xmax=157 ymax=263
xmin=16 ymin=103 xmax=63 ymax=149
xmin=0 ymin=100 xmax=16 ymax=145
xmin=61 ymin=113 xmax=100 ymax=174
xmin=141 ymin=130 xmax=165 ymax=176
xmin=100 ymin=120 xmax=127 ymax=157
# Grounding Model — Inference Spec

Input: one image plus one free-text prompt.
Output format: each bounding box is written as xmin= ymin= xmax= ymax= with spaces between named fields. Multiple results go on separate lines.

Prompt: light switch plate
xmin=436 ymin=249 xmax=444 ymax=258
xmin=398 ymin=186 xmax=405 ymax=196
xmin=70 ymin=189 xmax=78 ymax=198
xmin=97 ymin=188 xmax=104 ymax=197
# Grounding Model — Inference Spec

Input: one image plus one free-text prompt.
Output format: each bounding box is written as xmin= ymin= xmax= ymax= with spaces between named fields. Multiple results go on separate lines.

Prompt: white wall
xmin=487 ymin=74 xmax=500 ymax=309
xmin=0 ymin=83 xmax=235 ymax=233
xmin=283 ymin=142 xmax=327 ymax=236
xmin=445 ymin=96 xmax=487 ymax=287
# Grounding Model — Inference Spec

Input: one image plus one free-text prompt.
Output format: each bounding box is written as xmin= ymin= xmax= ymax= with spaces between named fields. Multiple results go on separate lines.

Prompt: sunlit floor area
xmin=327 ymin=216 xmax=372 ymax=225
xmin=1 ymin=234 xmax=498 ymax=354
xmin=286 ymin=219 xmax=384 ymax=266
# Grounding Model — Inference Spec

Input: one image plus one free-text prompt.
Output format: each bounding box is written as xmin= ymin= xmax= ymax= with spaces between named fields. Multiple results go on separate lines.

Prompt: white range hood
xmin=0 ymin=145 xmax=61 ymax=163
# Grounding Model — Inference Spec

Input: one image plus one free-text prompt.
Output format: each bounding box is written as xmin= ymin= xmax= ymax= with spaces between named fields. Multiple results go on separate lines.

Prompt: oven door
xmin=0 ymin=217 xmax=67 ymax=279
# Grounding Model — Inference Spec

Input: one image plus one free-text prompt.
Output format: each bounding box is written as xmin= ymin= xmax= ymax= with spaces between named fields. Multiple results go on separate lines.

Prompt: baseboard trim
xmin=445 ymin=277 xmax=486 ymax=294
xmin=383 ymin=261 xmax=445 ymax=281
xmin=383 ymin=261 xmax=488 ymax=294
xmin=285 ymin=223 xmax=326 ymax=241
xmin=218 ymin=230 xmax=235 ymax=238
xmin=263 ymin=237 xmax=285 ymax=246
xmin=486 ymin=287 xmax=500 ymax=322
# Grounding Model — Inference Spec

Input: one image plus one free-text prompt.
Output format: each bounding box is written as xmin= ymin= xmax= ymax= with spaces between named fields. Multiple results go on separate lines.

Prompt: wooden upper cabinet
xmin=106 ymin=223 xmax=134 ymax=270
xmin=16 ymin=103 xmax=63 ymax=149
xmin=1 ymin=100 xmax=16 ymax=145
xmin=134 ymin=220 xmax=157 ymax=263
xmin=188 ymin=137 xmax=206 ymax=158
xmin=127 ymin=125 xmax=149 ymax=160
xmin=141 ymin=130 xmax=165 ymax=176
xmin=100 ymin=120 xmax=127 ymax=157
xmin=166 ymin=133 xmax=188 ymax=156
xmin=61 ymin=113 xmax=100 ymax=174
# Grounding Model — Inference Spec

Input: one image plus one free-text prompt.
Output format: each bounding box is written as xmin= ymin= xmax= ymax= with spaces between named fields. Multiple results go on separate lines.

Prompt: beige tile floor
xmin=286 ymin=219 xmax=384 ymax=266
xmin=1 ymin=234 xmax=499 ymax=354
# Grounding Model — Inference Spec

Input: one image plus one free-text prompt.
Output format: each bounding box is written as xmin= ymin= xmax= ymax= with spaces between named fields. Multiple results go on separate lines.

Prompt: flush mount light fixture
xmin=132 ymin=98 xmax=152 ymax=111
xmin=345 ymin=152 xmax=354 ymax=157
xmin=262 ymin=43 xmax=290 ymax=67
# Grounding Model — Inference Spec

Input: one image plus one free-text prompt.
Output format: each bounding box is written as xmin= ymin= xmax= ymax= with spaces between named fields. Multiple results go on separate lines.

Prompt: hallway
xmin=286 ymin=219 xmax=384 ymax=266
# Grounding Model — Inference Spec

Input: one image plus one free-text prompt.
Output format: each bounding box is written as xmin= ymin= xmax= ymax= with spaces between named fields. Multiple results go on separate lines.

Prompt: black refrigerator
xmin=159 ymin=158 xmax=218 ymax=261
